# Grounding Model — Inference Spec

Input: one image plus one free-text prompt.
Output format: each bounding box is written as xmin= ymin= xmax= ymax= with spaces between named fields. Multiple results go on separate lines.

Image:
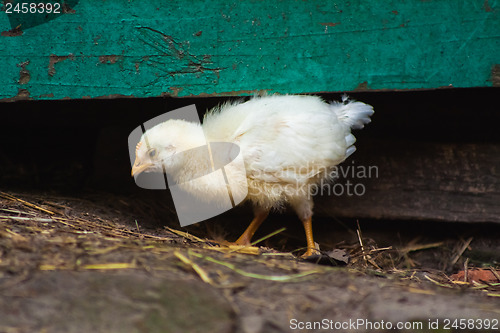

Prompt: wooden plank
xmin=1 ymin=0 xmax=499 ymax=101
xmin=316 ymin=140 xmax=500 ymax=223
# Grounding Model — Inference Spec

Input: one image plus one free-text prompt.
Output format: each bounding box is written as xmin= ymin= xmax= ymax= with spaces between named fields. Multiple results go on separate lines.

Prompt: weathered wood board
xmin=1 ymin=1 xmax=499 ymax=101
xmin=317 ymin=140 xmax=500 ymax=223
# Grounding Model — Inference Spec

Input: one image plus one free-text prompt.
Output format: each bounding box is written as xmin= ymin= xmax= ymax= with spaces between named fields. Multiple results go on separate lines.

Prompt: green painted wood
xmin=1 ymin=0 xmax=499 ymax=100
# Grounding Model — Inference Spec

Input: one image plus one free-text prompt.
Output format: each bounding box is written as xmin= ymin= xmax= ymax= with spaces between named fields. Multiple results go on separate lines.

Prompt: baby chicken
xmin=132 ymin=95 xmax=374 ymax=256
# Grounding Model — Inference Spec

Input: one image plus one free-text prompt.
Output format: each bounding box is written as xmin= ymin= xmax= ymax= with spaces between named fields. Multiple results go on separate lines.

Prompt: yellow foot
xmin=234 ymin=235 xmax=252 ymax=246
xmin=301 ymin=248 xmax=320 ymax=258
xmin=234 ymin=210 xmax=269 ymax=246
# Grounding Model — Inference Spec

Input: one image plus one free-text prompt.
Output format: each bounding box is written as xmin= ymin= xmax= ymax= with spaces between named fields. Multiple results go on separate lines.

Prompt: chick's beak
xmin=131 ymin=157 xmax=153 ymax=177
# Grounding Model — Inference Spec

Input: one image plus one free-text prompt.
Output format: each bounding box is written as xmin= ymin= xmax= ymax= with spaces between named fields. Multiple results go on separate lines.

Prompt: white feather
xmin=330 ymin=96 xmax=374 ymax=130
xmin=137 ymin=95 xmax=374 ymax=211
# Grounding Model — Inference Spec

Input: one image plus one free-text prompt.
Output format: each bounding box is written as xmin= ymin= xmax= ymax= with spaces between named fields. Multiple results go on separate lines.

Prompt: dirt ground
xmin=0 ymin=190 xmax=499 ymax=333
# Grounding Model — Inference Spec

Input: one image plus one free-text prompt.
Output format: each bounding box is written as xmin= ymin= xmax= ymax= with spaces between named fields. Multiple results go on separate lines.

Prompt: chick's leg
xmin=291 ymin=197 xmax=319 ymax=257
xmin=301 ymin=216 xmax=318 ymax=257
xmin=235 ymin=208 xmax=269 ymax=245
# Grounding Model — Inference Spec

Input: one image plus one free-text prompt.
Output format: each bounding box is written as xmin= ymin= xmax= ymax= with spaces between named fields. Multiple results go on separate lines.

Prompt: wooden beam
xmin=316 ymin=140 xmax=500 ymax=223
xmin=1 ymin=1 xmax=499 ymax=101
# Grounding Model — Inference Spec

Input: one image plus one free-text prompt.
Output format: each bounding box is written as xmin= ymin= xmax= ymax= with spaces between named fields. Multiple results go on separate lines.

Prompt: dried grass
xmin=0 ymin=191 xmax=498 ymax=296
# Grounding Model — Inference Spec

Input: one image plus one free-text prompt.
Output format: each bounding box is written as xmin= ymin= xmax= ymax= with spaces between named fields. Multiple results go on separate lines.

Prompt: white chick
xmin=132 ymin=95 xmax=374 ymax=256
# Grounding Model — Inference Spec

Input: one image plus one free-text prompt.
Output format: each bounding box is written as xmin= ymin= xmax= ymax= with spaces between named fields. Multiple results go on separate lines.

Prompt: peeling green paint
xmin=0 ymin=0 xmax=499 ymax=100
xmin=17 ymin=60 xmax=30 ymax=84
xmin=491 ymin=64 xmax=500 ymax=87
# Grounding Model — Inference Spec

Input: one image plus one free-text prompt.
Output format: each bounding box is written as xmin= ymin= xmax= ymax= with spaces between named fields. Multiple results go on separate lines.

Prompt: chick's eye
xmin=148 ymin=149 xmax=157 ymax=158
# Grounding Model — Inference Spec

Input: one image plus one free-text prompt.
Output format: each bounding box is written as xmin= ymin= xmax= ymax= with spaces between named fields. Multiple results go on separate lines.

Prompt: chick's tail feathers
xmin=330 ymin=95 xmax=374 ymax=130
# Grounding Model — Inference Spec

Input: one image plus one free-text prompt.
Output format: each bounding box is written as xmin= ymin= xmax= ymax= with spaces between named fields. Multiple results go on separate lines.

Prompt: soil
xmin=1 ymin=190 xmax=499 ymax=333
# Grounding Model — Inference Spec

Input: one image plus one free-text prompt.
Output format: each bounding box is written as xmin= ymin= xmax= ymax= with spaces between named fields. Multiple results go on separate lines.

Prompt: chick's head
xmin=131 ymin=119 xmax=205 ymax=177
